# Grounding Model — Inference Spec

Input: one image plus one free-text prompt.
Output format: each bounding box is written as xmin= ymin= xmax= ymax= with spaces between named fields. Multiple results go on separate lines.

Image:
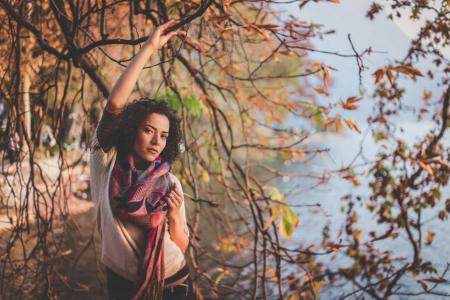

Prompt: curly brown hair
xmin=116 ymin=98 xmax=183 ymax=163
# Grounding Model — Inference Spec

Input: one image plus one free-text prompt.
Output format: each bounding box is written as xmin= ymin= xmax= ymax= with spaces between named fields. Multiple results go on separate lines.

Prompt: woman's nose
xmin=151 ymin=134 xmax=160 ymax=145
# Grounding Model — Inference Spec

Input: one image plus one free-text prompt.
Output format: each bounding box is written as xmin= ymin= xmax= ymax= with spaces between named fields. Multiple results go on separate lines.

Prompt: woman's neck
xmin=133 ymin=154 xmax=153 ymax=170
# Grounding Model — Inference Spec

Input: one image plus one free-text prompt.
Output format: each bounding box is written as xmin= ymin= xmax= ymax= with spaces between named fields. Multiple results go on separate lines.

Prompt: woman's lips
xmin=147 ymin=148 xmax=158 ymax=154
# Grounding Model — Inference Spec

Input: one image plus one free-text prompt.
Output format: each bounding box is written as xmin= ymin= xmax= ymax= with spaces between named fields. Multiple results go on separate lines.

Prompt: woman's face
xmin=132 ymin=112 xmax=170 ymax=163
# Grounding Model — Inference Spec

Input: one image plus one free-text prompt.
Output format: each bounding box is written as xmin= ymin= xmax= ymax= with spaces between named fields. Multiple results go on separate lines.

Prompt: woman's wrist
xmin=143 ymin=39 xmax=158 ymax=52
xmin=168 ymin=213 xmax=181 ymax=223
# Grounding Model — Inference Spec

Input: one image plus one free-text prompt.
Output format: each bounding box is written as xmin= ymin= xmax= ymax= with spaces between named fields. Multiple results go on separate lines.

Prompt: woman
xmin=89 ymin=20 xmax=193 ymax=300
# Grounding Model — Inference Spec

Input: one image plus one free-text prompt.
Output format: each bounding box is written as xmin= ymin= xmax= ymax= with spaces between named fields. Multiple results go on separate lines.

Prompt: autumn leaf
xmin=325 ymin=242 xmax=344 ymax=252
xmin=324 ymin=118 xmax=335 ymax=129
xmin=256 ymin=23 xmax=279 ymax=30
xmin=314 ymin=87 xmax=330 ymax=96
xmin=426 ymin=230 xmax=435 ymax=245
xmin=347 ymin=96 xmax=362 ymax=104
xmin=423 ymin=90 xmax=432 ymax=102
xmin=61 ymin=249 xmax=72 ymax=256
xmin=263 ymin=205 xmax=280 ymax=230
xmin=344 ymin=118 xmax=361 ymax=134
xmin=201 ymin=169 xmax=210 ymax=183
xmin=321 ymin=65 xmax=330 ymax=89
xmin=374 ymin=68 xmax=385 ymax=85
xmin=335 ymin=118 xmax=343 ymax=132
xmin=343 ymin=174 xmax=361 ymax=186
xmin=215 ymin=270 xmax=225 ymax=285
xmin=423 ymin=159 xmax=449 ymax=168
xmin=423 ymin=277 xmax=447 ymax=283
xmin=279 ymin=205 xmax=299 ymax=239
xmin=418 ymin=160 xmax=434 ymax=175
xmin=352 ymin=230 xmax=362 ymax=242
xmin=417 ymin=279 xmax=429 ymax=292
xmin=207 ymin=15 xmax=229 ymax=23
xmin=386 ymin=69 xmax=395 ymax=85
xmin=270 ymin=187 xmax=285 ymax=202
xmin=279 ymin=50 xmax=295 ymax=56
xmin=392 ymin=65 xmax=424 ymax=78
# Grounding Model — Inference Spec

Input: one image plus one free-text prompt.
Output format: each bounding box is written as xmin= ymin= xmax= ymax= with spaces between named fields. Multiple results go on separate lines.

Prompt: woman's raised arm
xmin=106 ymin=19 xmax=179 ymax=113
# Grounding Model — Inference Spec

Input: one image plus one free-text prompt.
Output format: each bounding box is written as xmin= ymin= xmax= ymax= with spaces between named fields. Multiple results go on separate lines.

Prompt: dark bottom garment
xmin=106 ymin=267 xmax=196 ymax=300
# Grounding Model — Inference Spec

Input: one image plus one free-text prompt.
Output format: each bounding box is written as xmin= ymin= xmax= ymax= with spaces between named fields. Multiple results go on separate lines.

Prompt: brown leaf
xmin=426 ymin=230 xmax=435 ymax=245
xmin=423 ymin=277 xmax=447 ymax=283
xmin=279 ymin=50 xmax=295 ymax=56
xmin=346 ymin=96 xmax=362 ymax=104
xmin=423 ymin=90 xmax=432 ymax=102
xmin=256 ymin=23 xmax=279 ymax=30
xmin=417 ymin=279 xmax=429 ymax=292
xmin=418 ymin=161 xmax=434 ymax=175
xmin=343 ymin=175 xmax=361 ymax=186
xmin=344 ymin=118 xmax=361 ymax=134
xmin=386 ymin=69 xmax=395 ymax=85
xmin=61 ymin=249 xmax=72 ymax=256
xmin=435 ymin=159 xmax=449 ymax=167
xmin=335 ymin=118 xmax=343 ymax=132
xmin=393 ymin=65 xmax=424 ymax=77
xmin=321 ymin=65 xmax=330 ymax=89
xmin=314 ymin=87 xmax=330 ymax=96
xmin=324 ymin=118 xmax=335 ymax=129
xmin=325 ymin=243 xmax=343 ymax=252
xmin=374 ymin=68 xmax=385 ymax=84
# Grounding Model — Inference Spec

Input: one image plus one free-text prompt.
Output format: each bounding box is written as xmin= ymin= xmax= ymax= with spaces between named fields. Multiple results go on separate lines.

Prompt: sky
xmin=279 ymin=0 xmax=447 ymax=125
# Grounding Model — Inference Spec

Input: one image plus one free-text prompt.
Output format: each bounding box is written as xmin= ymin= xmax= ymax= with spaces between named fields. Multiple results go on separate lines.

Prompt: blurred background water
xmin=270 ymin=1 xmax=450 ymax=298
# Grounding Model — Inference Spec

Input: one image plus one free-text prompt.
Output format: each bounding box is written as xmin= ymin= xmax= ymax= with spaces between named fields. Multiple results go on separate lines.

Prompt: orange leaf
xmin=343 ymin=175 xmax=361 ymax=186
xmin=324 ymin=118 xmax=335 ymax=129
xmin=339 ymin=101 xmax=357 ymax=110
xmin=325 ymin=243 xmax=343 ymax=251
xmin=344 ymin=118 xmax=361 ymax=134
xmin=314 ymin=87 xmax=330 ymax=96
xmin=423 ymin=277 xmax=447 ymax=283
xmin=346 ymin=96 xmax=362 ymax=104
xmin=279 ymin=50 xmax=295 ymax=56
xmin=256 ymin=23 xmax=279 ymax=30
xmin=335 ymin=118 xmax=343 ymax=132
xmin=352 ymin=230 xmax=362 ymax=242
xmin=392 ymin=65 xmax=424 ymax=77
xmin=386 ymin=69 xmax=395 ymax=85
xmin=374 ymin=68 xmax=385 ymax=84
xmin=435 ymin=159 xmax=449 ymax=167
xmin=426 ymin=230 xmax=435 ymax=245
xmin=418 ymin=161 xmax=433 ymax=175
xmin=321 ymin=65 xmax=330 ymax=89
xmin=423 ymin=90 xmax=432 ymax=102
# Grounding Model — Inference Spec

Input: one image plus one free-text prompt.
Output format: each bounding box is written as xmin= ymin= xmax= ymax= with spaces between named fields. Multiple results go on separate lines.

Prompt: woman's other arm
xmin=167 ymin=182 xmax=189 ymax=253
xmin=106 ymin=20 xmax=179 ymax=113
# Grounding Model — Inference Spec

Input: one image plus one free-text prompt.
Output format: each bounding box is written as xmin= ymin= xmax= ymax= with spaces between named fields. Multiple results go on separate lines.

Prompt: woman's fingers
xmin=172 ymin=182 xmax=183 ymax=196
xmin=166 ymin=192 xmax=181 ymax=207
xmin=166 ymin=30 xmax=179 ymax=39
xmin=161 ymin=19 xmax=179 ymax=34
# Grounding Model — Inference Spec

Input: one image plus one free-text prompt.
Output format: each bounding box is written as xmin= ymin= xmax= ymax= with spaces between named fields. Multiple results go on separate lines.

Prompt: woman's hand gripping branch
xmin=106 ymin=20 xmax=181 ymax=113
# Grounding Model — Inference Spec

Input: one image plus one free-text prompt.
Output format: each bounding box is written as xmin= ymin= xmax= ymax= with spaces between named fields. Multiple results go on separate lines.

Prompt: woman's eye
xmin=161 ymin=135 xmax=168 ymax=140
xmin=144 ymin=128 xmax=153 ymax=133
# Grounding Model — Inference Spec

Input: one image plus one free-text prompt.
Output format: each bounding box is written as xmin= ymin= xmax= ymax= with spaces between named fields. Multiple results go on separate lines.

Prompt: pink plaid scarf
xmin=109 ymin=152 xmax=172 ymax=299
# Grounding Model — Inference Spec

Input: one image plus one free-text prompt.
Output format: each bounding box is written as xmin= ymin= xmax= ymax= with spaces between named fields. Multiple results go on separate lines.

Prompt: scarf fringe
xmin=134 ymin=270 xmax=164 ymax=300
xmin=141 ymin=280 xmax=164 ymax=300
